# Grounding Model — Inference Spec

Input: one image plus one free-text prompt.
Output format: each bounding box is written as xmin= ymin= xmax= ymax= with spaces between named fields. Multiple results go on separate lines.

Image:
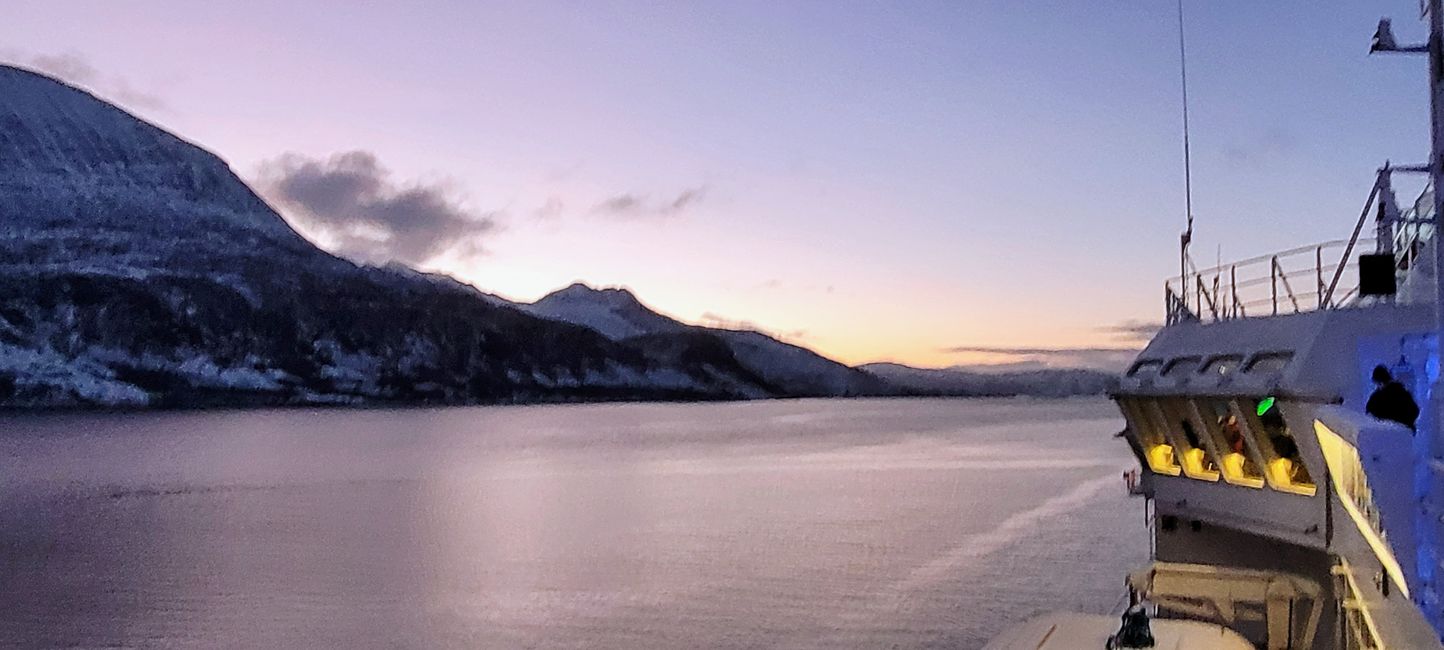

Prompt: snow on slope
xmin=520 ymin=283 xmax=688 ymax=340
xmin=714 ymin=330 xmax=887 ymax=397
xmin=517 ymin=282 xmax=888 ymax=396
xmin=0 ymin=65 xmax=307 ymax=251
xmin=0 ymin=64 xmax=792 ymax=407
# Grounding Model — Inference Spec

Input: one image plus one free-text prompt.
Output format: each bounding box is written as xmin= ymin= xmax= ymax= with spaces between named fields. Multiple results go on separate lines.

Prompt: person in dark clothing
xmin=1367 ymin=365 xmax=1420 ymax=431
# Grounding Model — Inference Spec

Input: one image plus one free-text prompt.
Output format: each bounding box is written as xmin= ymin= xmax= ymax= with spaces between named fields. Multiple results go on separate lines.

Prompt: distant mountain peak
xmin=0 ymin=60 xmax=886 ymax=408
xmin=547 ymin=282 xmax=641 ymax=304
xmin=523 ymin=282 xmax=673 ymax=340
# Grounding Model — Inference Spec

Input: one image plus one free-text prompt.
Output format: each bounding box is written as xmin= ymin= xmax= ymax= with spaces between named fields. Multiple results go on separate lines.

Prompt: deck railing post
xmin=1230 ymin=265 xmax=1237 ymax=318
xmin=1316 ymin=245 xmax=1324 ymax=308
xmin=1195 ymin=273 xmax=1201 ymax=317
xmin=1271 ymin=256 xmax=1279 ymax=316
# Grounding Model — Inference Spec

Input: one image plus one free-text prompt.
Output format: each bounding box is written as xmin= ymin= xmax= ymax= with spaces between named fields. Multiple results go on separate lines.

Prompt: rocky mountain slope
xmin=0 ymin=65 xmax=806 ymax=407
xmin=0 ymin=63 xmax=1117 ymax=408
xmin=517 ymin=283 xmax=891 ymax=397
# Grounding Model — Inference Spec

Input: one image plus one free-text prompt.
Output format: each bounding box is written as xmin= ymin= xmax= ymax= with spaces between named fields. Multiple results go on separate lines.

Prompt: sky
xmin=1 ymin=1 xmax=1436 ymax=369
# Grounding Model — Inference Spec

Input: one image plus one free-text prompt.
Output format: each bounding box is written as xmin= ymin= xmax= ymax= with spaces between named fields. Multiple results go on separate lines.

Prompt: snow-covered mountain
xmin=0 ymin=64 xmax=816 ymax=407
xmin=521 ymin=283 xmax=689 ymax=339
xmin=515 ymin=283 xmax=890 ymax=397
xmin=858 ymin=363 xmax=1118 ymax=397
xmin=0 ymin=62 xmax=1112 ymax=409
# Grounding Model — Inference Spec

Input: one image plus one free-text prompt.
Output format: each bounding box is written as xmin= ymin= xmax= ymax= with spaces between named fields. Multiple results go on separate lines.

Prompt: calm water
xmin=0 ymin=398 xmax=1145 ymax=649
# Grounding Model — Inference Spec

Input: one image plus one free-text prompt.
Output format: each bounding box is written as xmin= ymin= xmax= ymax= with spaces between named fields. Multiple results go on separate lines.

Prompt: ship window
xmin=1245 ymin=352 xmax=1293 ymax=376
xmin=1162 ymin=357 xmax=1202 ymax=379
xmin=1246 ymin=397 xmax=1316 ymax=495
xmin=1200 ymin=355 xmax=1244 ymax=378
xmin=1157 ymin=398 xmax=1220 ymax=481
xmin=1197 ymin=399 xmax=1264 ymax=488
xmin=1119 ymin=397 xmax=1180 ymax=476
xmin=1128 ymin=360 xmax=1164 ymax=378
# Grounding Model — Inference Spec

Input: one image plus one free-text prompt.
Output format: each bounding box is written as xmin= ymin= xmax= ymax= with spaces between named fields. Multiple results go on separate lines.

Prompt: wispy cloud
xmin=592 ymin=186 xmax=708 ymax=219
xmin=254 ymin=150 xmax=497 ymax=266
xmin=698 ymin=312 xmax=807 ymax=342
xmin=596 ymin=194 xmax=642 ymax=214
xmin=1096 ymin=319 xmax=1161 ymax=343
xmin=533 ymin=196 xmax=565 ymax=220
xmin=943 ymin=345 xmax=1140 ymax=355
xmin=940 ymin=345 xmax=1139 ymax=372
xmin=1 ymin=50 xmax=166 ymax=111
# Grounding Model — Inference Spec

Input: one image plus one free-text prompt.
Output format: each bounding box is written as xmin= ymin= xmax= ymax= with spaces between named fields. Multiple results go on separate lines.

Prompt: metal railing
xmin=1165 ymin=166 xmax=1436 ymax=326
xmin=1166 ymin=239 xmax=1374 ymax=324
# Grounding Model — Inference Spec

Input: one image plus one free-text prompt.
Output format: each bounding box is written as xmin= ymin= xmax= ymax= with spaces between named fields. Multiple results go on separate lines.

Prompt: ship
xmin=987 ymin=4 xmax=1444 ymax=649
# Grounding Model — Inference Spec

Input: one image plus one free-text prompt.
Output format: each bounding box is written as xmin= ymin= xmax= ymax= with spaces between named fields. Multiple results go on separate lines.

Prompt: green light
xmin=1257 ymin=397 xmax=1277 ymax=417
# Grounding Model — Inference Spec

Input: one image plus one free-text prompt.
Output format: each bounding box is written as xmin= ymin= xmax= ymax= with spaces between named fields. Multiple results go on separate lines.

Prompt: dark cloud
xmin=940 ymin=345 xmax=1140 ymax=372
xmin=3 ymin=50 xmax=166 ymax=110
xmin=666 ymin=187 xmax=706 ymax=213
xmin=592 ymin=186 xmax=708 ymax=219
xmin=596 ymin=194 xmax=643 ymax=214
xmin=254 ymin=150 xmax=497 ymax=265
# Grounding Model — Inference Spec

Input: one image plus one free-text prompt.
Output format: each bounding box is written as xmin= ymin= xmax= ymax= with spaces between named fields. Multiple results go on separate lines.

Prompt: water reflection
xmin=0 ymin=398 xmax=1141 ymax=648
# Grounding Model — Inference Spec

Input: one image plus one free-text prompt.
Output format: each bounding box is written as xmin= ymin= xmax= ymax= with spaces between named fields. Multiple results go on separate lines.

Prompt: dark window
xmin=1119 ymin=397 xmax=1180 ymax=475
xmin=1162 ymin=357 xmax=1202 ymax=378
xmin=1244 ymin=353 xmax=1292 ymax=375
xmin=1199 ymin=399 xmax=1263 ymax=486
xmin=1249 ymin=398 xmax=1314 ymax=492
xmin=1128 ymin=360 xmax=1164 ymax=378
xmin=1200 ymin=355 xmax=1244 ymax=378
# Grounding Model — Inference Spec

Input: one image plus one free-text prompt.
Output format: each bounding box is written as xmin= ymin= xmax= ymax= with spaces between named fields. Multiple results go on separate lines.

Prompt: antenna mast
xmin=1177 ymin=0 xmax=1195 ymax=311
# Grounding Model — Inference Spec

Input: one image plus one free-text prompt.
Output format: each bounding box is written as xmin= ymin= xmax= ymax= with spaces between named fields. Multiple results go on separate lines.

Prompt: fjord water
xmin=0 ymin=398 xmax=1144 ymax=648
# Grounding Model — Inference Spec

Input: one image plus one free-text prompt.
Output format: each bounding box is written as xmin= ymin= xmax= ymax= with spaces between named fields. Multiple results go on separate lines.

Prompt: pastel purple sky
xmin=1 ymin=1 xmax=1433 ymax=368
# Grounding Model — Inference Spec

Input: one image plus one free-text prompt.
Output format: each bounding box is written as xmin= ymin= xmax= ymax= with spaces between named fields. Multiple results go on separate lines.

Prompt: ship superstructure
xmin=988 ymin=3 xmax=1444 ymax=648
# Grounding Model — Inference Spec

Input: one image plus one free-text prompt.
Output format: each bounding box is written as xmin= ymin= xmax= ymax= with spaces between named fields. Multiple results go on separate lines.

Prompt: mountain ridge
xmin=510 ymin=282 xmax=891 ymax=397
xmin=0 ymin=64 xmax=793 ymax=407
xmin=859 ymin=362 xmax=1119 ymax=397
xmin=0 ymin=62 xmax=1118 ymax=408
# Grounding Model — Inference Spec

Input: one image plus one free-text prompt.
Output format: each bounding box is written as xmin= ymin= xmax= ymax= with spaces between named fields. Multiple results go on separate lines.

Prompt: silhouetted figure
xmin=1367 ymin=365 xmax=1419 ymax=431
xmin=1108 ymin=605 xmax=1156 ymax=649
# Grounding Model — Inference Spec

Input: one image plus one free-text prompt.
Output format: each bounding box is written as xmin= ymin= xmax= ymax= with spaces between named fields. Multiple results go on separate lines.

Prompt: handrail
xmin=1187 ymin=239 xmax=1356 ymax=277
xmin=1163 ymin=165 xmax=1436 ymax=326
xmin=1165 ymin=239 xmax=1373 ymax=324
xmin=1274 ymin=257 xmax=1301 ymax=313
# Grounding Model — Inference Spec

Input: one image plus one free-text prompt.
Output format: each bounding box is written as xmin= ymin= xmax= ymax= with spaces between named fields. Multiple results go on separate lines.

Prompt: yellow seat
xmin=1181 ymin=448 xmax=1220 ymax=480
xmin=1267 ymin=458 xmax=1317 ymax=495
xmin=1221 ymin=453 xmax=1264 ymax=488
xmin=1148 ymin=444 xmax=1181 ymax=475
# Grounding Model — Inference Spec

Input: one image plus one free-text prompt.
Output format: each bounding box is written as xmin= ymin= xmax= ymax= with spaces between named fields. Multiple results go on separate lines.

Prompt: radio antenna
xmin=1177 ymin=0 xmax=1195 ymax=309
